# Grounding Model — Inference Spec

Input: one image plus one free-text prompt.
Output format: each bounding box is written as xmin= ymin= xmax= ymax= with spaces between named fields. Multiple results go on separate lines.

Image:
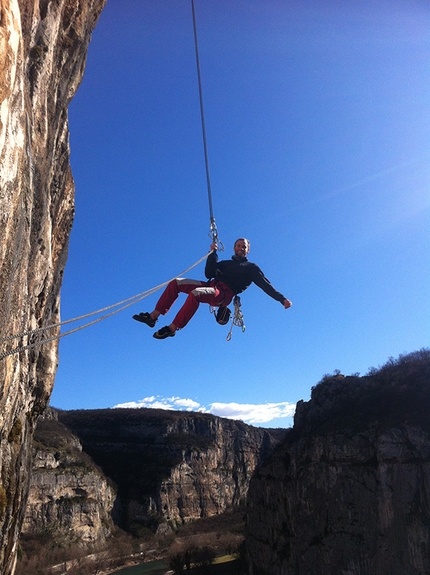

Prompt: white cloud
xmin=208 ymin=401 xmax=296 ymax=424
xmin=114 ymin=395 xmax=201 ymax=411
xmin=114 ymin=395 xmax=296 ymax=426
xmin=168 ymin=397 xmax=201 ymax=410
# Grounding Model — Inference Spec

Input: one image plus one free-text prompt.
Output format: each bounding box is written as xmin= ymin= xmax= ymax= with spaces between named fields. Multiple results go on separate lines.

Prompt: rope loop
xmin=226 ymin=296 xmax=246 ymax=341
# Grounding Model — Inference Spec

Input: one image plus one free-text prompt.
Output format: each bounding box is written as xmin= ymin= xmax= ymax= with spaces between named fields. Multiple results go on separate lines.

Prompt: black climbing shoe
xmin=153 ymin=326 xmax=176 ymax=339
xmin=132 ymin=312 xmax=157 ymax=328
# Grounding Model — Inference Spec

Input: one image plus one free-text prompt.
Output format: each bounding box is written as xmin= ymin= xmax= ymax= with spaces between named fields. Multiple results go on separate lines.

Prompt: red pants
xmin=155 ymin=278 xmax=234 ymax=329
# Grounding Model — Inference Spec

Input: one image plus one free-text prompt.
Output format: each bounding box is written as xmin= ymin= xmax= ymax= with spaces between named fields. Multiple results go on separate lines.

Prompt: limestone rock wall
xmin=245 ymin=352 xmax=430 ymax=575
xmin=58 ymin=408 xmax=283 ymax=532
xmin=247 ymin=425 xmax=430 ymax=575
xmin=22 ymin=411 xmax=115 ymax=545
xmin=0 ymin=1 xmax=106 ymax=572
xmin=155 ymin=416 xmax=277 ymax=527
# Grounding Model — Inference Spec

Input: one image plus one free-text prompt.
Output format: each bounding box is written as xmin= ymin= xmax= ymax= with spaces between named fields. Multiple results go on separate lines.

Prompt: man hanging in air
xmin=133 ymin=238 xmax=292 ymax=339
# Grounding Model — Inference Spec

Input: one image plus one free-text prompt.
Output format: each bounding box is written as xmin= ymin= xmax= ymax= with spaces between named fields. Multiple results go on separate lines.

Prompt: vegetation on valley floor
xmin=16 ymin=508 xmax=245 ymax=575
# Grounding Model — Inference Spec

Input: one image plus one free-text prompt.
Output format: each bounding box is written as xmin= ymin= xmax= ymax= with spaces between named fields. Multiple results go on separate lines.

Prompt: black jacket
xmin=204 ymin=251 xmax=286 ymax=303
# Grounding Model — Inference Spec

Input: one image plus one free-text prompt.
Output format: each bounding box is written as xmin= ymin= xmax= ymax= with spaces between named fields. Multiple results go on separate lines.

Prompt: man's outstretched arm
xmin=252 ymin=265 xmax=292 ymax=308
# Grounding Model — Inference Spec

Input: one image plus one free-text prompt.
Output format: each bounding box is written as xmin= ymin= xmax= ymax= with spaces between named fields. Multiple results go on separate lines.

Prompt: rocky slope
xmin=22 ymin=409 xmax=115 ymax=545
xmin=0 ymin=1 xmax=106 ymax=573
xmin=246 ymin=350 xmax=430 ymax=575
xmin=57 ymin=408 xmax=285 ymax=534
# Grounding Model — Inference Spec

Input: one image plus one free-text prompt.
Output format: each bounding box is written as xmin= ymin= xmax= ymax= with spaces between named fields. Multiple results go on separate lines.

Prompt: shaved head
xmin=234 ymin=238 xmax=250 ymax=250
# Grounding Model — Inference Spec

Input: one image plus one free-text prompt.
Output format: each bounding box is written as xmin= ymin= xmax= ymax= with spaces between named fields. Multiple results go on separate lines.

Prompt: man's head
xmin=234 ymin=238 xmax=250 ymax=257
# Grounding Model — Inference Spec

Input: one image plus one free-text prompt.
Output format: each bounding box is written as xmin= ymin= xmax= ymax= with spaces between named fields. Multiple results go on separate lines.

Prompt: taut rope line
xmin=191 ymin=0 xmax=223 ymax=249
xmin=0 ymin=252 xmax=211 ymax=361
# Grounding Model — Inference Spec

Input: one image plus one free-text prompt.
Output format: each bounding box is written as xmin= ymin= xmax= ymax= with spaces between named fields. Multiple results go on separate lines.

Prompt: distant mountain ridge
xmin=58 ymin=408 xmax=286 ymax=534
xmin=23 ymin=407 xmax=286 ymax=542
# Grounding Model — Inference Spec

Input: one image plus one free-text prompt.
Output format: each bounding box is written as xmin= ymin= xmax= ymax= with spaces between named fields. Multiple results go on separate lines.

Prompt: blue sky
xmin=50 ymin=0 xmax=430 ymax=427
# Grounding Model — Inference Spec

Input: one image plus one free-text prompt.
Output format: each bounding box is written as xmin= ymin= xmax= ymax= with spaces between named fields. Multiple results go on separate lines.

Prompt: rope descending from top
xmin=191 ymin=0 xmax=223 ymax=250
xmin=0 ymin=251 xmax=211 ymax=362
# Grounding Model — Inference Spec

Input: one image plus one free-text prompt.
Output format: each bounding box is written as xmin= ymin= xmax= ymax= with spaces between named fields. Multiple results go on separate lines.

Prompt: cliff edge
xmin=246 ymin=350 xmax=430 ymax=575
xmin=58 ymin=408 xmax=284 ymax=534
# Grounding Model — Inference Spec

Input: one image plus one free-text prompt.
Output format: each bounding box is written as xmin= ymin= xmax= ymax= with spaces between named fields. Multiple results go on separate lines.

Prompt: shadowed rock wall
xmin=58 ymin=408 xmax=285 ymax=532
xmin=246 ymin=351 xmax=430 ymax=575
xmin=0 ymin=1 xmax=106 ymax=572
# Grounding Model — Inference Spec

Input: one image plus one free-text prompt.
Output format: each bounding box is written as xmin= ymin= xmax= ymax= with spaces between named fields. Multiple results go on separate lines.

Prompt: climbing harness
xmin=0 ymin=252 xmax=211 ymax=361
xmin=191 ymin=0 xmax=223 ymax=251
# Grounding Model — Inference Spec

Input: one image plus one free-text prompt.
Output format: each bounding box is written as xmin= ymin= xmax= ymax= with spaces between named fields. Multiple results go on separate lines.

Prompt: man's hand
xmin=283 ymin=299 xmax=292 ymax=309
xmin=210 ymin=242 xmax=218 ymax=252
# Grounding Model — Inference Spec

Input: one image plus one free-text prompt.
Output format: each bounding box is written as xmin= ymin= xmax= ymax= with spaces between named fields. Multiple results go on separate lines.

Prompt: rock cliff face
xmin=58 ymin=408 xmax=284 ymax=533
xmin=246 ymin=350 xmax=430 ymax=575
xmin=22 ymin=409 xmax=115 ymax=545
xmin=0 ymin=1 xmax=106 ymax=572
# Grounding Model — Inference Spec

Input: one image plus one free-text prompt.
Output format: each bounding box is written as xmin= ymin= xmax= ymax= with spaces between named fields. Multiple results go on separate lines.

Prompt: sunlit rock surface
xmin=22 ymin=409 xmax=115 ymax=544
xmin=0 ymin=1 xmax=106 ymax=572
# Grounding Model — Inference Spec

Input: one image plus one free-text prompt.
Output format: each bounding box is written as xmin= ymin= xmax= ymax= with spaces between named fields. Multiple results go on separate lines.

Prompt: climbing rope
xmin=1 ymin=3 xmax=233 ymax=360
xmin=191 ymin=0 xmax=223 ymax=250
xmin=0 ymin=252 xmax=211 ymax=361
